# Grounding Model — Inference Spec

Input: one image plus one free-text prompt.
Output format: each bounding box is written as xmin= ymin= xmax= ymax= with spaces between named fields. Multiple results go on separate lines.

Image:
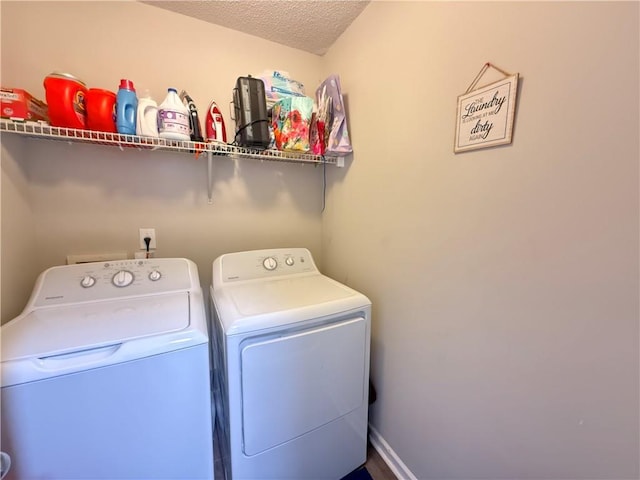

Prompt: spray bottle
xmin=179 ymin=90 xmax=204 ymax=142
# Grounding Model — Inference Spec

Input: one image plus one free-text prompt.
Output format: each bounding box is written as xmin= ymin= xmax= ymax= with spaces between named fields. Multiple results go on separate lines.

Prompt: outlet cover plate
xmin=139 ymin=228 xmax=157 ymax=250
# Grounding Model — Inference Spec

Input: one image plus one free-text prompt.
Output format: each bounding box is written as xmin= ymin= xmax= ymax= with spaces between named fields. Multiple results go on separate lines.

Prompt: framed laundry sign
xmin=454 ymin=63 xmax=519 ymax=153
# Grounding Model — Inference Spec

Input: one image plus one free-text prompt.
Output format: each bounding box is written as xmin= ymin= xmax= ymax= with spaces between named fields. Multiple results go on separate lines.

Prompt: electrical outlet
xmin=139 ymin=228 xmax=157 ymax=250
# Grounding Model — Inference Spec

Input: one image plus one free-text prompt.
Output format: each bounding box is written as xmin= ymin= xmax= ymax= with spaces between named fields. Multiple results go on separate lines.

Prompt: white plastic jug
xmin=136 ymin=91 xmax=159 ymax=138
xmin=158 ymin=88 xmax=190 ymax=141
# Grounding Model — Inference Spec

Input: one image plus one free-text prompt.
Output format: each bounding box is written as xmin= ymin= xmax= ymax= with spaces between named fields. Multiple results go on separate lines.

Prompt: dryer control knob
xmin=80 ymin=275 xmax=96 ymax=288
xmin=112 ymin=270 xmax=134 ymax=287
xmin=285 ymin=256 xmax=295 ymax=266
xmin=262 ymin=257 xmax=277 ymax=271
xmin=149 ymin=270 xmax=162 ymax=281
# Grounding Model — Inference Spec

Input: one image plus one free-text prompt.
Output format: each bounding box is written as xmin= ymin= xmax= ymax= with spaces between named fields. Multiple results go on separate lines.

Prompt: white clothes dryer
xmin=1 ymin=258 xmax=214 ymax=480
xmin=210 ymin=248 xmax=371 ymax=480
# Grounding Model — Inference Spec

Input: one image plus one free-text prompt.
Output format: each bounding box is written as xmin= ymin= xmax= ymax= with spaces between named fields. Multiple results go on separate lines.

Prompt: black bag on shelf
xmin=232 ymin=76 xmax=270 ymax=149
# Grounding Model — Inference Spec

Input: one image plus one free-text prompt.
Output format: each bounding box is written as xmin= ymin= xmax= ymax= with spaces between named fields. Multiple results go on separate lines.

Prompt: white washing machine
xmin=209 ymin=248 xmax=371 ymax=480
xmin=1 ymin=258 xmax=214 ymax=480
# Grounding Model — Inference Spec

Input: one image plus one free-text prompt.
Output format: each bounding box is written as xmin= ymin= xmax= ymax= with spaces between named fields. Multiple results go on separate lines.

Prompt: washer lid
xmin=2 ymin=292 xmax=191 ymax=361
xmin=1 ymin=292 xmax=205 ymax=386
xmin=213 ymin=274 xmax=371 ymax=335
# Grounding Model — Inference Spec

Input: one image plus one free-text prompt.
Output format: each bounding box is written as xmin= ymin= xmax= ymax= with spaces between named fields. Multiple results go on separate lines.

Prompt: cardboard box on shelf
xmin=1 ymin=87 xmax=48 ymax=122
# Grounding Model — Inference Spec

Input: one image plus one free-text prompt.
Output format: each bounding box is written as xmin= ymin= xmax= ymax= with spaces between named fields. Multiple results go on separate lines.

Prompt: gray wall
xmin=322 ymin=2 xmax=639 ymax=479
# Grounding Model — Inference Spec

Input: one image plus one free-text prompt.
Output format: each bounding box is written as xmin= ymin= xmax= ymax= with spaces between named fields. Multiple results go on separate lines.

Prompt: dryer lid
xmin=1 ymin=292 xmax=192 ymax=363
xmin=213 ymin=274 xmax=371 ymax=335
xmin=229 ymin=275 xmax=356 ymax=316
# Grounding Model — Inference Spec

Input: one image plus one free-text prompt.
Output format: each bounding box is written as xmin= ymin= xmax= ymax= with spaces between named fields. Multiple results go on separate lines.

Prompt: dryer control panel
xmin=32 ymin=258 xmax=197 ymax=307
xmin=215 ymin=248 xmax=318 ymax=283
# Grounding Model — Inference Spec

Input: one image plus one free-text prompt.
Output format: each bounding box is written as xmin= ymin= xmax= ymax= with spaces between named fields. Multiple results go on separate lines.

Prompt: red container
xmin=43 ymin=72 xmax=87 ymax=129
xmin=86 ymin=88 xmax=116 ymax=132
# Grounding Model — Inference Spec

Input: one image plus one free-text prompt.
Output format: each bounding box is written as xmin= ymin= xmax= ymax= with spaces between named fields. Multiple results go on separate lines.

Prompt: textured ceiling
xmin=141 ymin=1 xmax=369 ymax=56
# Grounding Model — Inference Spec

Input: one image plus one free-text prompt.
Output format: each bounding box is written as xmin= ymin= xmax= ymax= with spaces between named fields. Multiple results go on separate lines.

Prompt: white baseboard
xmin=368 ymin=424 xmax=417 ymax=480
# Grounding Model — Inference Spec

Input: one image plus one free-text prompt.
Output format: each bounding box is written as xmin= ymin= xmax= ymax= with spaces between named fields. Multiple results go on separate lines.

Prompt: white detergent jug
xmin=158 ymin=87 xmax=190 ymax=141
xmin=136 ymin=91 xmax=159 ymax=137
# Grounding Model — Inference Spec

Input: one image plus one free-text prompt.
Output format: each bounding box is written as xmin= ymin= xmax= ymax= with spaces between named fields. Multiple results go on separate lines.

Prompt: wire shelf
xmin=0 ymin=119 xmax=339 ymax=166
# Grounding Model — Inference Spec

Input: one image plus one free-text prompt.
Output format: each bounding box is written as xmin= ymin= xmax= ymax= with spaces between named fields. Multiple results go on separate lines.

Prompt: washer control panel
xmin=218 ymin=248 xmax=317 ymax=283
xmin=34 ymin=258 xmax=193 ymax=307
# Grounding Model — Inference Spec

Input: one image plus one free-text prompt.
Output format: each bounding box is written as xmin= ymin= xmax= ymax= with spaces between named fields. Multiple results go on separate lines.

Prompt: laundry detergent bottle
xmin=115 ymin=79 xmax=138 ymax=135
xmin=136 ymin=90 xmax=159 ymax=137
xmin=158 ymin=88 xmax=190 ymax=141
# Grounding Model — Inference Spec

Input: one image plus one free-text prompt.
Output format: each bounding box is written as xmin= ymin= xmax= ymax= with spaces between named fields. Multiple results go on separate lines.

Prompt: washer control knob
xmin=149 ymin=270 xmax=162 ymax=281
xmin=80 ymin=275 xmax=96 ymax=288
xmin=262 ymin=257 xmax=277 ymax=271
xmin=285 ymin=256 xmax=295 ymax=266
xmin=112 ymin=270 xmax=134 ymax=287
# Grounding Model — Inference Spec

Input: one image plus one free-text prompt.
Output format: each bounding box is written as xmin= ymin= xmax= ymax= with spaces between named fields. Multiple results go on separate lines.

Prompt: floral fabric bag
xmin=272 ymin=96 xmax=314 ymax=152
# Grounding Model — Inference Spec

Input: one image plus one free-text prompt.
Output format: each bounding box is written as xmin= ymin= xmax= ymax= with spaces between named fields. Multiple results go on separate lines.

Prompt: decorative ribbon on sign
xmin=454 ymin=62 xmax=519 ymax=153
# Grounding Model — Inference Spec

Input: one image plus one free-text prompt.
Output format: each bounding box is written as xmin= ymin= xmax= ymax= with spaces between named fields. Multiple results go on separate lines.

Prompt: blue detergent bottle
xmin=116 ymin=79 xmax=138 ymax=134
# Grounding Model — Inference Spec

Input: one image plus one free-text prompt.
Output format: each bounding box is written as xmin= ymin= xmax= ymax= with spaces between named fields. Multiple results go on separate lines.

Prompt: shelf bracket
xmin=207 ymin=152 xmax=213 ymax=204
